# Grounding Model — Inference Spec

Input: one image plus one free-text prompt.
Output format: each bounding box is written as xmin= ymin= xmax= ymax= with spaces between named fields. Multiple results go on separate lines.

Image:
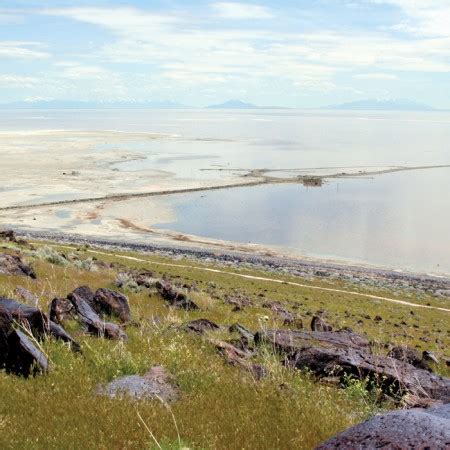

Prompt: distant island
xmin=206 ymin=99 xmax=288 ymax=109
xmin=324 ymin=99 xmax=435 ymax=111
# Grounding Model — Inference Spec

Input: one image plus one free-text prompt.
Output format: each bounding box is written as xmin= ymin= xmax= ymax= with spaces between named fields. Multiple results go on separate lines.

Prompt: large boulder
xmin=0 ymin=253 xmax=36 ymax=279
xmin=0 ymin=308 xmax=48 ymax=376
xmin=289 ymin=346 xmax=450 ymax=402
xmin=98 ymin=366 xmax=180 ymax=403
xmin=255 ymin=329 xmax=370 ymax=353
xmin=316 ymin=404 xmax=450 ymax=449
xmin=155 ymin=280 xmax=199 ymax=310
xmin=388 ymin=345 xmax=430 ymax=370
xmin=209 ymin=339 xmax=266 ymax=380
xmin=93 ymin=288 xmax=131 ymax=323
xmin=182 ymin=318 xmax=220 ymax=334
xmin=0 ymin=298 xmax=80 ymax=352
xmin=68 ymin=290 xmax=127 ymax=341
xmin=49 ymin=297 xmax=75 ymax=324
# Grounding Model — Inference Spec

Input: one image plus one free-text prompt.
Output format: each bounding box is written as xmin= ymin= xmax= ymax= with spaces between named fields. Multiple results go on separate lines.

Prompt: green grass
xmin=0 ymin=240 xmax=448 ymax=449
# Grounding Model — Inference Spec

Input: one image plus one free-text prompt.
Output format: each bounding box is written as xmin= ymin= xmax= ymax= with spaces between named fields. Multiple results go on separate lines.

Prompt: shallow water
xmin=153 ymin=169 xmax=450 ymax=275
xmin=2 ymin=109 xmax=450 ymax=273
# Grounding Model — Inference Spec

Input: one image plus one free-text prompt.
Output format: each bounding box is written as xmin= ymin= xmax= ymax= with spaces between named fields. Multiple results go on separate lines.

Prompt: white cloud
xmin=0 ymin=41 xmax=50 ymax=59
xmin=371 ymin=0 xmax=450 ymax=37
xmin=0 ymin=74 xmax=40 ymax=87
xmin=26 ymin=4 xmax=450 ymax=101
xmin=54 ymin=61 xmax=112 ymax=80
xmin=354 ymin=73 xmax=399 ymax=80
xmin=211 ymin=2 xmax=273 ymax=19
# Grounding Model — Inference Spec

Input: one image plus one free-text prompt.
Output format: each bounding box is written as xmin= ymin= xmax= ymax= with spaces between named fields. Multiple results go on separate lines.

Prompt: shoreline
xmin=16 ymin=229 xmax=450 ymax=297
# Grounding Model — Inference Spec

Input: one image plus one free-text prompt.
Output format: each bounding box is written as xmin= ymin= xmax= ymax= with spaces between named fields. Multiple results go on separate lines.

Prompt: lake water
xmin=153 ymin=169 xmax=450 ymax=274
xmin=2 ymin=109 xmax=450 ymax=274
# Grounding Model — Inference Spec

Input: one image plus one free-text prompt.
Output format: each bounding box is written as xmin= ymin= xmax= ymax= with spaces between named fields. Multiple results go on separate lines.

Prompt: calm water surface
xmin=153 ymin=168 xmax=450 ymax=275
xmin=2 ymin=109 xmax=450 ymax=274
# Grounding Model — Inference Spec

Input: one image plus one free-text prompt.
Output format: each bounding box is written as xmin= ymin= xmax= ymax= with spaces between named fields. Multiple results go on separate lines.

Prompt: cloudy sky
xmin=1 ymin=0 xmax=449 ymax=107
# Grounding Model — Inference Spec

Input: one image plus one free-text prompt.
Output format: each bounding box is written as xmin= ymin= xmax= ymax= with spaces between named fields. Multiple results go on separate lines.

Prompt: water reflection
xmin=154 ymin=168 xmax=450 ymax=275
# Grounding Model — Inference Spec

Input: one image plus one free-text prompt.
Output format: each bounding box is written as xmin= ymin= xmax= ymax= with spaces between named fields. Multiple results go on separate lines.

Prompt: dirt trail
xmin=46 ymin=243 xmax=450 ymax=313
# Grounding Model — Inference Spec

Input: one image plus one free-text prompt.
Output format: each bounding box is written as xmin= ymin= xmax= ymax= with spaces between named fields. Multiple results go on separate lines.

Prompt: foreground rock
xmin=257 ymin=328 xmax=450 ymax=402
xmin=388 ymin=344 xmax=430 ymax=370
xmin=0 ymin=253 xmax=36 ymax=279
xmin=317 ymin=403 xmax=450 ymax=449
xmin=98 ymin=366 xmax=180 ymax=402
xmin=49 ymin=297 xmax=75 ymax=324
xmin=93 ymin=288 xmax=131 ymax=323
xmin=289 ymin=345 xmax=450 ymax=402
xmin=0 ymin=308 xmax=49 ymax=376
xmin=182 ymin=318 xmax=220 ymax=334
xmin=155 ymin=280 xmax=199 ymax=310
xmin=68 ymin=289 xmax=127 ymax=341
xmin=0 ymin=298 xmax=80 ymax=352
xmin=255 ymin=329 xmax=370 ymax=352
xmin=210 ymin=339 xmax=266 ymax=380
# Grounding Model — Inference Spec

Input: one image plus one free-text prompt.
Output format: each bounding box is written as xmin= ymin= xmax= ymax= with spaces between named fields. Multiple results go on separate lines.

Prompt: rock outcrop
xmin=317 ymin=404 xmax=450 ymax=449
xmin=0 ymin=298 xmax=80 ymax=352
xmin=67 ymin=289 xmax=127 ymax=341
xmin=289 ymin=345 xmax=450 ymax=402
xmin=0 ymin=253 xmax=36 ymax=279
xmin=155 ymin=280 xmax=199 ymax=310
xmin=93 ymin=288 xmax=131 ymax=323
xmin=182 ymin=318 xmax=220 ymax=334
xmin=0 ymin=308 xmax=49 ymax=376
xmin=255 ymin=329 xmax=370 ymax=352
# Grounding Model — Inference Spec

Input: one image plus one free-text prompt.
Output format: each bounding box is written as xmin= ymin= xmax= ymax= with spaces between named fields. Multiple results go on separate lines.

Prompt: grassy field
xmin=0 ymin=240 xmax=449 ymax=449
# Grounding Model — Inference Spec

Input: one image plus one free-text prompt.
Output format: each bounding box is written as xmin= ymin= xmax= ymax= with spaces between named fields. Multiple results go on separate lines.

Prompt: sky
xmin=0 ymin=0 xmax=449 ymax=108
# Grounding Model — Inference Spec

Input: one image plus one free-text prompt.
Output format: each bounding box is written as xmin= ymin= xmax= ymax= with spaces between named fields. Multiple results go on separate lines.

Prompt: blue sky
xmin=1 ymin=0 xmax=449 ymax=107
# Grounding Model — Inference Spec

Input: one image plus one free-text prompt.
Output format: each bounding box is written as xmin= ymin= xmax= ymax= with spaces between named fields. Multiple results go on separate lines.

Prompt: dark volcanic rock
xmin=0 ymin=230 xmax=17 ymax=242
xmin=68 ymin=290 xmax=127 ymax=341
xmin=49 ymin=297 xmax=74 ymax=324
xmin=0 ymin=298 xmax=80 ymax=351
xmin=99 ymin=366 xmax=180 ymax=402
xmin=155 ymin=280 xmax=199 ymax=310
xmin=316 ymin=404 xmax=450 ymax=449
xmin=388 ymin=345 xmax=429 ymax=370
xmin=255 ymin=329 xmax=370 ymax=353
xmin=0 ymin=253 xmax=36 ymax=279
xmin=70 ymin=286 xmax=95 ymax=306
xmin=0 ymin=297 xmax=47 ymax=338
xmin=210 ymin=339 xmax=266 ymax=380
xmin=311 ymin=315 xmax=332 ymax=332
xmin=0 ymin=308 xmax=49 ymax=376
xmin=290 ymin=346 xmax=450 ymax=402
xmin=94 ymin=288 xmax=131 ymax=323
xmin=182 ymin=318 xmax=220 ymax=334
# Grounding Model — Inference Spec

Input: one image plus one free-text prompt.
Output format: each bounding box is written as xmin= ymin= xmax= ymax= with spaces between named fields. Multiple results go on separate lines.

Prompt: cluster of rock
xmin=1 ymin=243 xmax=449 ymax=447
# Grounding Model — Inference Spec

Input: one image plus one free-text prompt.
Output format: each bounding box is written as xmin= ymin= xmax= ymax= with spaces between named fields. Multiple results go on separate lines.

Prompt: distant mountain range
xmin=0 ymin=98 xmax=288 ymax=110
xmin=0 ymin=98 xmax=437 ymax=111
xmin=206 ymin=99 xmax=288 ymax=109
xmin=324 ymin=99 xmax=435 ymax=111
